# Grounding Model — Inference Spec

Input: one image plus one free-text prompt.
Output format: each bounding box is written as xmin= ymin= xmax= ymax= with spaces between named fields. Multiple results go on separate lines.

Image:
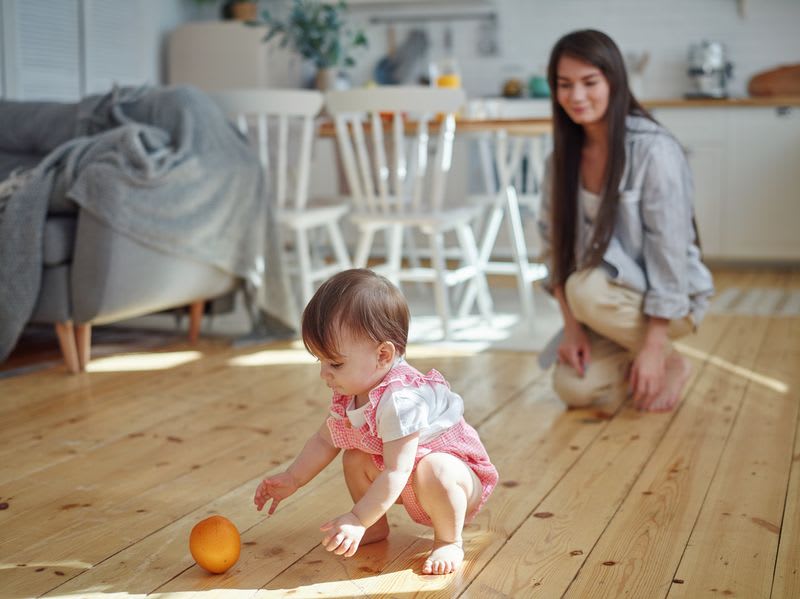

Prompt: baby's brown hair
xmin=301 ymin=269 xmax=410 ymax=360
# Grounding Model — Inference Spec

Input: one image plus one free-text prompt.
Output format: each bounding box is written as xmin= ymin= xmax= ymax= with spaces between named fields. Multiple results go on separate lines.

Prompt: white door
xmin=2 ymin=0 xmax=82 ymax=100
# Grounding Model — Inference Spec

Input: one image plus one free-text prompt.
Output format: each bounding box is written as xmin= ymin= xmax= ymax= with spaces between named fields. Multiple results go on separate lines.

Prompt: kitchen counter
xmin=643 ymin=96 xmax=800 ymax=108
xmin=457 ymin=96 xmax=799 ymax=122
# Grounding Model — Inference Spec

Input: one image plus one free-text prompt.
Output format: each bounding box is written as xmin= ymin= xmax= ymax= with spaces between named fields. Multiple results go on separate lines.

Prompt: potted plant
xmin=226 ymin=0 xmax=259 ymax=21
xmin=261 ymin=0 xmax=368 ymax=90
xmin=192 ymin=0 xmax=259 ymax=22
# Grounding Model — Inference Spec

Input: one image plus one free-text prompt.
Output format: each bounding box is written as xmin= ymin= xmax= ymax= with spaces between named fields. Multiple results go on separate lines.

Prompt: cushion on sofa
xmin=29 ymin=264 xmax=71 ymax=323
xmin=43 ymin=217 xmax=77 ymax=266
xmin=0 ymin=151 xmax=41 ymax=181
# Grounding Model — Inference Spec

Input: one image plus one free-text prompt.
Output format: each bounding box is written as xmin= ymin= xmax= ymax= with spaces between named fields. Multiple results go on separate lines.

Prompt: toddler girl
xmin=254 ymin=268 xmax=498 ymax=575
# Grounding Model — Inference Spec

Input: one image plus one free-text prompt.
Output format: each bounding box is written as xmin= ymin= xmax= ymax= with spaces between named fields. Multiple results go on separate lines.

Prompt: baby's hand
xmin=320 ymin=512 xmax=366 ymax=558
xmin=254 ymin=471 xmax=299 ymax=515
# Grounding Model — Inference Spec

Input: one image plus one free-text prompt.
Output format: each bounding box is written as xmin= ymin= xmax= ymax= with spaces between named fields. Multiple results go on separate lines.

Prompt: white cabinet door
xmin=83 ymin=0 xmax=149 ymax=94
xmin=655 ymin=108 xmax=727 ymax=259
xmin=2 ymin=0 xmax=82 ymax=101
xmin=726 ymin=107 xmax=800 ymax=260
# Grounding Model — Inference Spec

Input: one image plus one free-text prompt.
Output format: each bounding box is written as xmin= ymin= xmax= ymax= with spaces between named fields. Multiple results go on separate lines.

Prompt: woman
xmin=538 ymin=30 xmax=714 ymax=412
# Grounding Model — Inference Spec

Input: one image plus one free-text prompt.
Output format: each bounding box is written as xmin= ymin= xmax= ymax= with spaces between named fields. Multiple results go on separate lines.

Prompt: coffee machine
xmin=686 ymin=40 xmax=733 ymax=98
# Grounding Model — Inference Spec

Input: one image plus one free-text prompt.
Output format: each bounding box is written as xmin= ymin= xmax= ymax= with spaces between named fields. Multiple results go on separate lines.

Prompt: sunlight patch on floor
xmin=47 ymin=591 xmax=253 ymax=599
xmin=227 ymin=347 xmax=317 ymax=367
xmin=86 ymin=351 xmax=202 ymax=372
xmin=676 ymin=342 xmax=790 ymax=393
xmin=253 ymin=568 xmax=451 ymax=598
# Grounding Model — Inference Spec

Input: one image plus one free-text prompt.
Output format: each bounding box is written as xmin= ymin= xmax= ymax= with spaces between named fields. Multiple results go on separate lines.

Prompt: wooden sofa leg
xmin=75 ymin=323 xmax=92 ymax=372
xmin=54 ymin=322 xmax=80 ymax=374
xmin=188 ymin=301 xmax=204 ymax=344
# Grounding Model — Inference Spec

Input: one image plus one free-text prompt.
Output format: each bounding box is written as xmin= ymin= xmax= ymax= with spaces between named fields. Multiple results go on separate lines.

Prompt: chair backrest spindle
xmin=326 ymin=87 xmax=466 ymax=217
xmin=392 ymin=112 xmax=406 ymax=204
xmin=210 ymin=89 xmax=324 ymax=213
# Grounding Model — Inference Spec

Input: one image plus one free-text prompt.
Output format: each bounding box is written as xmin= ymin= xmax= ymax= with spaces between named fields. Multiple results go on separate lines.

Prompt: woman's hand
xmin=631 ymin=317 xmax=671 ymax=410
xmin=320 ymin=511 xmax=366 ymax=557
xmin=558 ymin=320 xmax=592 ymax=377
xmin=254 ymin=471 xmax=299 ymax=515
xmin=630 ymin=342 xmax=667 ymax=410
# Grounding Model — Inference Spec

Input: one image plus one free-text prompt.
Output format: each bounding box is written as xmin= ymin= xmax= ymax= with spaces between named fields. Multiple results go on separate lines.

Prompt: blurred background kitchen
xmin=1 ymin=0 xmax=798 ymax=344
xmin=2 ymin=0 xmax=798 ymax=269
xmin=2 ymin=0 xmax=797 ymax=103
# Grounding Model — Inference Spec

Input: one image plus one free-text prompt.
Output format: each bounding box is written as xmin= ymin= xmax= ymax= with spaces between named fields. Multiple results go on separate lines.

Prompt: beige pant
xmin=553 ymin=268 xmax=694 ymax=408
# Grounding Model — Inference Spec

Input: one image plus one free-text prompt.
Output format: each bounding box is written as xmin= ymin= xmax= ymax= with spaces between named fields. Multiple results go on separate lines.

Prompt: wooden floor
xmin=1 ymin=268 xmax=798 ymax=598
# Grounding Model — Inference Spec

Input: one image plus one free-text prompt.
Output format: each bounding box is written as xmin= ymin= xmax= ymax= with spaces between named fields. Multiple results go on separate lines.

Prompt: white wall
xmin=3 ymin=0 xmax=797 ymax=100
xmin=343 ymin=0 xmax=800 ymax=99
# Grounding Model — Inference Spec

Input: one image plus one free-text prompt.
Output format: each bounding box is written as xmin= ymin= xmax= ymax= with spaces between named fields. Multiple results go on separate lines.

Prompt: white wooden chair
xmin=325 ymin=86 xmax=493 ymax=339
xmin=460 ymin=130 xmax=550 ymax=323
xmin=211 ymin=89 xmax=351 ymax=323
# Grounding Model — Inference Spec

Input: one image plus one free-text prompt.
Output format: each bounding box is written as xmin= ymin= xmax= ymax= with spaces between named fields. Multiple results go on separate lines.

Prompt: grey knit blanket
xmin=0 ymin=85 xmax=293 ymax=362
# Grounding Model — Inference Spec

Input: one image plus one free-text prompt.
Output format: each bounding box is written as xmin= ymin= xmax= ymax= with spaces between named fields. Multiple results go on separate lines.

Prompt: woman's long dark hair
xmin=546 ymin=29 xmax=654 ymax=288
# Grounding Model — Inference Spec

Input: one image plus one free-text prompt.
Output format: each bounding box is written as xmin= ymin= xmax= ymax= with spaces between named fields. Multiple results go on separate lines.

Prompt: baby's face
xmin=317 ymin=333 xmax=390 ymax=398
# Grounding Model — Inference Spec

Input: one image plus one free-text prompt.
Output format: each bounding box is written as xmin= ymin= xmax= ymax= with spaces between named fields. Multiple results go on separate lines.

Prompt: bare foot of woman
xmin=361 ymin=515 xmax=390 ymax=545
xmin=422 ymin=539 xmax=464 ymax=575
xmin=648 ymin=352 xmax=692 ymax=412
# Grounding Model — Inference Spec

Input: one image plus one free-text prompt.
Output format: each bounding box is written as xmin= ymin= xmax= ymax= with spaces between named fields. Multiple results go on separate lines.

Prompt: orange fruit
xmin=189 ymin=515 xmax=241 ymax=574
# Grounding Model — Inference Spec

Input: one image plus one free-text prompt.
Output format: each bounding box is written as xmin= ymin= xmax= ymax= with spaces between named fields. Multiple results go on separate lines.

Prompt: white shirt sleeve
xmin=375 ymin=382 xmax=463 ymax=443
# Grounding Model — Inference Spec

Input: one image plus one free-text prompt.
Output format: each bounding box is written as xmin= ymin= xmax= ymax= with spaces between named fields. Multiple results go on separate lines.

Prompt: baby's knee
xmin=414 ymin=453 xmax=461 ymax=491
xmin=414 ymin=454 xmax=443 ymax=486
xmin=342 ymin=448 xmax=372 ymax=471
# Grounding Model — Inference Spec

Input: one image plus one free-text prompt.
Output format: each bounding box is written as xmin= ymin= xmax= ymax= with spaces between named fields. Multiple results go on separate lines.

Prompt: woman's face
xmin=555 ymin=55 xmax=610 ymax=126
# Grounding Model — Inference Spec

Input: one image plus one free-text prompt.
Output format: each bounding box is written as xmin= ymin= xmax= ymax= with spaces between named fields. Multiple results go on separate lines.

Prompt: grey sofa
xmin=0 ymin=86 xmax=268 ymax=373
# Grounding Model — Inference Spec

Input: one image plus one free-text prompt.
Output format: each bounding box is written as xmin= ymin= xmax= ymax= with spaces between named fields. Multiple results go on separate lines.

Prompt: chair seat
xmin=277 ymin=202 xmax=349 ymax=228
xmin=349 ymin=206 xmax=480 ymax=230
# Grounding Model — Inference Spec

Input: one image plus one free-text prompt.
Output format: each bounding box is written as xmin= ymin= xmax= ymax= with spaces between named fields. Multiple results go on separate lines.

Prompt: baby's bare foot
xmin=648 ymin=352 xmax=692 ymax=412
xmin=422 ymin=539 xmax=464 ymax=575
xmin=361 ymin=515 xmax=390 ymax=545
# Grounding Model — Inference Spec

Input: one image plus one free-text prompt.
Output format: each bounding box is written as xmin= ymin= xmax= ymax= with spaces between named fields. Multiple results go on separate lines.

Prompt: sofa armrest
xmin=70 ymin=210 xmax=236 ymax=324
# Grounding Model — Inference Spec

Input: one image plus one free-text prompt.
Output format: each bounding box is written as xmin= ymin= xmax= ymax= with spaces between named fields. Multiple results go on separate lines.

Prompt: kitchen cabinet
xmin=655 ymin=104 xmax=800 ymax=262
xmin=167 ymin=21 xmax=302 ymax=91
xmin=727 ymin=107 xmax=800 ymax=261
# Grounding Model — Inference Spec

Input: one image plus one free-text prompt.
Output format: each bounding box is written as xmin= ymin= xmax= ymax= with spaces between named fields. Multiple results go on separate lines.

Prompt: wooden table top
xmin=316 ymin=116 xmax=553 ymax=138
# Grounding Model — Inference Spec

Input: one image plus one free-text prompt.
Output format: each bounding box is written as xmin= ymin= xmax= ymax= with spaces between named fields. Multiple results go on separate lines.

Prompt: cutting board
xmin=748 ymin=63 xmax=800 ymax=97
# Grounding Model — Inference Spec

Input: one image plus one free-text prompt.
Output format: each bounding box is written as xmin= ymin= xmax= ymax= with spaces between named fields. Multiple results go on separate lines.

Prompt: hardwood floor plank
xmin=772 ymin=269 xmax=800 ymax=598
xmin=0 ymin=363 xmax=323 ymax=523
xmin=40 ymin=467 xmax=344 ymax=599
xmin=0 ymin=342 xmax=313 ymax=460
xmin=2 ymin=267 xmax=796 ymax=599
xmin=7 ymin=350 xmax=532 ymax=597
xmin=559 ymin=313 xmax=772 ymax=598
xmin=666 ymin=315 xmax=799 ymax=597
xmin=772 ymin=380 xmax=800 ymax=598
xmin=0 ymin=339 xmax=226 ymax=411
xmin=255 ymin=365 xmax=622 ymax=598
xmin=149 ymin=353 xmax=550 ymax=597
xmin=1 ymin=381 xmax=327 ymax=596
xmin=460 ymin=311 xmax=732 ymax=598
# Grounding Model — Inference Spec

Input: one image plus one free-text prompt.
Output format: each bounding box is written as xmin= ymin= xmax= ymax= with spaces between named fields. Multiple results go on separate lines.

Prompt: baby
xmin=254 ymin=269 xmax=498 ymax=575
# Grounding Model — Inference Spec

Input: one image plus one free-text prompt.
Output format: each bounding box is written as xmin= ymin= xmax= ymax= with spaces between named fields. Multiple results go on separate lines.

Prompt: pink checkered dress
xmin=326 ymin=361 xmax=498 ymax=526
